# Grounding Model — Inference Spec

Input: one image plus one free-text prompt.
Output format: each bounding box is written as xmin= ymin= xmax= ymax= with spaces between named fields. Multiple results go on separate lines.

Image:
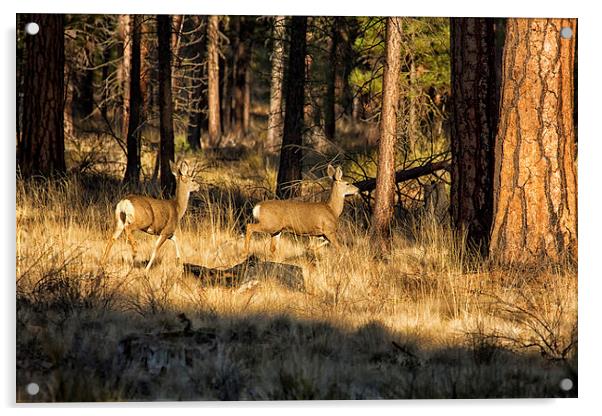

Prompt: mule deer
xmin=245 ymin=165 xmax=359 ymax=253
xmin=101 ymin=160 xmax=200 ymax=270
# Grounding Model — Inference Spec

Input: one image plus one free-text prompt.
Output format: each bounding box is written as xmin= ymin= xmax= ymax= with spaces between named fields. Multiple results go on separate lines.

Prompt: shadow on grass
xmin=16 ymin=296 xmax=577 ymax=402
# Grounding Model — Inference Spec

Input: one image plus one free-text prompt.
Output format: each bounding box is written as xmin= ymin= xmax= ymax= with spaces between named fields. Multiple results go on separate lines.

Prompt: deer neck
xmin=174 ymin=183 xmax=191 ymax=220
xmin=327 ymin=184 xmax=345 ymax=218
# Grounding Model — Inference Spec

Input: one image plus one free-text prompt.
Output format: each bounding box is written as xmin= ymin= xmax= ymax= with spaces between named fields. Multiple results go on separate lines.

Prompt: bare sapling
xmin=245 ymin=165 xmax=359 ymax=253
xmin=101 ymin=160 xmax=200 ymax=270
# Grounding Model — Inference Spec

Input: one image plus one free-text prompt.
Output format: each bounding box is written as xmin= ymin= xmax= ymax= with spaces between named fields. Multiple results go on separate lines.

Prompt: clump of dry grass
xmin=16 ymin=152 xmax=577 ymax=401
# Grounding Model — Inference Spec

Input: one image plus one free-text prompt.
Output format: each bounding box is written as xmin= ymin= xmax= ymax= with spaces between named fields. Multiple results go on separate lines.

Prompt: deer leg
xmin=100 ymin=222 xmax=124 ymax=263
xmin=270 ymin=232 xmax=281 ymax=253
xmin=170 ymin=234 xmax=181 ymax=262
xmin=124 ymin=227 xmax=137 ymax=260
xmin=146 ymin=234 xmax=168 ymax=271
xmin=245 ymin=223 xmax=258 ymax=254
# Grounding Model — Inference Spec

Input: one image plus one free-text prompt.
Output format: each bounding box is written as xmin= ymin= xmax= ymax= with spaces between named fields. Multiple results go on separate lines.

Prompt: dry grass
xmin=16 ymin=150 xmax=577 ymax=401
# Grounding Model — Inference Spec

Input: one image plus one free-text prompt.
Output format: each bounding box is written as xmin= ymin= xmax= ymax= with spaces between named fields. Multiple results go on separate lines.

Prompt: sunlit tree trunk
xmin=266 ymin=16 xmax=287 ymax=152
xmin=489 ymin=18 xmax=577 ymax=264
xmin=207 ymin=15 xmax=221 ymax=147
xmin=157 ymin=14 xmax=176 ymax=196
xmin=18 ymin=13 xmax=66 ymax=177
xmin=120 ymin=14 xmax=131 ymax=141
xmin=449 ymin=18 xmax=499 ymax=253
xmin=371 ymin=17 xmax=402 ymax=248
xmin=276 ymin=16 xmax=307 ymax=199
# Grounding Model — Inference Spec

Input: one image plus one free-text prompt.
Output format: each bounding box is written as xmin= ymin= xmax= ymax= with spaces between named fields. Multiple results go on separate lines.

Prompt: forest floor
xmin=16 ymin=139 xmax=577 ymax=401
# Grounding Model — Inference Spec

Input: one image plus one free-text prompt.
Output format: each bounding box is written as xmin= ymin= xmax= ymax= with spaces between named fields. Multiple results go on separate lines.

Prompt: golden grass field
xmin=16 ymin=142 xmax=577 ymax=401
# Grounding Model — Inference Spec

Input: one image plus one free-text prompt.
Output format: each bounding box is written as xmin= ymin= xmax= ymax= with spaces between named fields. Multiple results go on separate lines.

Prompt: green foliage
xmin=349 ymin=17 xmax=450 ymax=97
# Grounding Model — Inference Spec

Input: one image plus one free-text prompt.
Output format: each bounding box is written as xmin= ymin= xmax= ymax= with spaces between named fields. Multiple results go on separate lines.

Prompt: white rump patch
xmin=116 ymin=199 xmax=135 ymax=225
xmin=252 ymin=204 xmax=261 ymax=220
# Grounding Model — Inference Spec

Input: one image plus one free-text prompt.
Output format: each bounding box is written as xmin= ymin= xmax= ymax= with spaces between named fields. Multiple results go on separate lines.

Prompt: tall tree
xmin=449 ymin=18 xmax=499 ymax=253
xmin=339 ymin=18 xmax=359 ymax=117
xmin=207 ymin=15 xmax=221 ymax=147
xmin=232 ymin=17 xmax=255 ymax=138
xmin=371 ymin=17 xmax=402 ymax=246
xmin=186 ymin=16 xmax=207 ymax=150
xmin=489 ymin=18 xmax=577 ymax=264
xmin=119 ymin=14 xmax=132 ymax=141
xmin=323 ymin=17 xmax=339 ymax=141
xmin=157 ymin=14 xmax=176 ymax=196
xmin=123 ymin=15 xmax=143 ymax=187
xmin=276 ymin=16 xmax=307 ymax=199
xmin=18 ymin=14 xmax=66 ymax=177
xmin=266 ymin=16 xmax=287 ymax=153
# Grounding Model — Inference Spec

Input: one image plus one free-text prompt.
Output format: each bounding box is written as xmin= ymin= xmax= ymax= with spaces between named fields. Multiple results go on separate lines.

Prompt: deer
xmin=244 ymin=165 xmax=359 ymax=254
xmin=100 ymin=160 xmax=200 ymax=270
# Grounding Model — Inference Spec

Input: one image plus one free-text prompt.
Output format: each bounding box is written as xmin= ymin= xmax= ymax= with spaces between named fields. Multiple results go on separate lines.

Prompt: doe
xmin=101 ymin=160 xmax=200 ymax=270
xmin=245 ymin=165 xmax=359 ymax=253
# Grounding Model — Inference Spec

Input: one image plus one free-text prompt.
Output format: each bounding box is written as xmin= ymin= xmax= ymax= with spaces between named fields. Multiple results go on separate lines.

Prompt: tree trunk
xmin=489 ymin=18 xmax=577 ymax=264
xmin=371 ymin=17 xmax=402 ymax=246
xmin=266 ymin=16 xmax=287 ymax=153
xmin=324 ymin=17 xmax=339 ymax=141
xmin=64 ymin=69 xmax=74 ymax=142
xmin=233 ymin=17 xmax=254 ymax=138
xmin=140 ymin=17 xmax=151 ymax=122
xmin=243 ymin=67 xmax=252 ymax=133
xmin=100 ymin=41 xmax=112 ymax=121
xmin=186 ymin=16 xmax=206 ymax=151
xmin=171 ymin=15 xmax=184 ymax=95
xmin=340 ymin=18 xmax=358 ymax=117
xmin=220 ymin=53 xmax=232 ymax=137
xmin=408 ymin=56 xmax=418 ymax=149
xmin=157 ymin=15 xmax=176 ymax=196
xmin=276 ymin=16 xmax=307 ymax=199
xmin=449 ymin=18 xmax=499 ymax=254
xmin=120 ymin=15 xmax=132 ymax=141
xmin=123 ymin=15 xmax=142 ymax=187
xmin=18 ymin=14 xmax=66 ymax=178
xmin=207 ymin=15 xmax=221 ymax=147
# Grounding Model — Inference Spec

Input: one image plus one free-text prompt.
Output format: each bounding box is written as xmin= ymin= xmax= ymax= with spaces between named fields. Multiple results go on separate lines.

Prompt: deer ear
xmin=180 ymin=161 xmax=189 ymax=176
xmin=327 ymin=164 xmax=336 ymax=178
xmin=170 ymin=160 xmax=178 ymax=177
xmin=335 ymin=166 xmax=343 ymax=181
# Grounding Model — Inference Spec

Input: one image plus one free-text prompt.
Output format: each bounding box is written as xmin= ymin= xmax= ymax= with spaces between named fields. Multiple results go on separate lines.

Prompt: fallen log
xmin=353 ymin=160 xmax=451 ymax=193
xmin=183 ymin=254 xmax=305 ymax=291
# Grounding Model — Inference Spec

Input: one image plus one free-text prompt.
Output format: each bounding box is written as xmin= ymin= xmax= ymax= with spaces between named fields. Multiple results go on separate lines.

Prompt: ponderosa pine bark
xmin=157 ymin=14 xmax=176 ymax=196
xmin=275 ymin=16 xmax=307 ymax=199
xmin=266 ymin=16 xmax=287 ymax=153
xmin=449 ymin=18 xmax=499 ymax=253
xmin=489 ymin=18 xmax=577 ymax=264
xmin=371 ymin=17 xmax=402 ymax=246
xmin=18 ymin=13 xmax=66 ymax=177
xmin=207 ymin=15 xmax=221 ymax=147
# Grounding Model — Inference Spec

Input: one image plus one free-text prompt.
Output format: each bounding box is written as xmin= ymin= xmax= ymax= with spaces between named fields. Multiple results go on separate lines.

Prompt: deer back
xmin=123 ymin=195 xmax=179 ymax=236
xmin=255 ymin=200 xmax=338 ymax=236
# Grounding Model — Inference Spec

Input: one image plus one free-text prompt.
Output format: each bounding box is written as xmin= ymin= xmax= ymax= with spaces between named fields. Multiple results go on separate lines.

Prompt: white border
xmin=2 ymin=1 xmax=600 ymax=415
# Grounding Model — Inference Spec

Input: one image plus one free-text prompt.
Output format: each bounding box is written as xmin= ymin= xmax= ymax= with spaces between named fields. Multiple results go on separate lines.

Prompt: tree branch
xmin=353 ymin=160 xmax=451 ymax=192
